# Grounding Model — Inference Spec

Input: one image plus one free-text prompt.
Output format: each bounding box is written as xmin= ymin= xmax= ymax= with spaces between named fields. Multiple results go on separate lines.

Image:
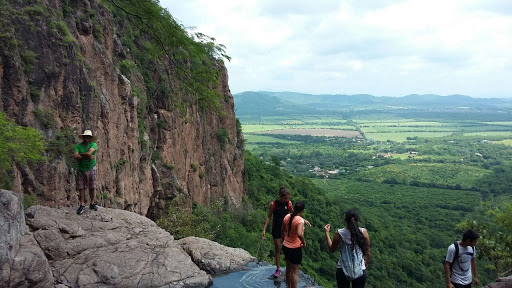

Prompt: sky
xmin=159 ymin=0 xmax=512 ymax=98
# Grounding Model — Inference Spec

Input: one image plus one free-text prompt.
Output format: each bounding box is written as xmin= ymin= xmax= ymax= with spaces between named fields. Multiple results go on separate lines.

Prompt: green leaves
xmin=0 ymin=112 xmax=45 ymax=188
xmin=459 ymin=204 xmax=512 ymax=277
xmin=105 ymin=0 xmax=229 ymax=113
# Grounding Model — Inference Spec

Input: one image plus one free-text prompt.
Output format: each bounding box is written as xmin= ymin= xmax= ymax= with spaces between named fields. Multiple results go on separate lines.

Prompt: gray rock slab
xmin=26 ymin=205 xmax=212 ymax=287
xmin=178 ymin=236 xmax=257 ymax=275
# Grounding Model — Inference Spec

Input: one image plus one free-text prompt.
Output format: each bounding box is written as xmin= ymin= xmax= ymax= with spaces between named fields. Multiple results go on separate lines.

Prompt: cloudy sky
xmin=160 ymin=0 xmax=512 ymax=98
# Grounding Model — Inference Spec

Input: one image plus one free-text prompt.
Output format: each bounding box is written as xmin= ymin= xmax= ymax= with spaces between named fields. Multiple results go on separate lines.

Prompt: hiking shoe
xmin=272 ymin=269 xmax=281 ymax=278
xmin=90 ymin=203 xmax=98 ymax=211
xmin=77 ymin=205 xmax=85 ymax=215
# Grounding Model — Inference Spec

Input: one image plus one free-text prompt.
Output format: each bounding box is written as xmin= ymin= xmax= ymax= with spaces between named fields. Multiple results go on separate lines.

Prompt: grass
xmin=495 ymin=139 xmax=512 ymax=146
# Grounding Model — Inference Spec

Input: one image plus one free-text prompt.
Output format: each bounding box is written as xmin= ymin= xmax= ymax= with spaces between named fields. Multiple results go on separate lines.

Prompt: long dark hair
xmin=288 ymin=201 xmax=305 ymax=236
xmin=345 ymin=209 xmax=368 ymax=255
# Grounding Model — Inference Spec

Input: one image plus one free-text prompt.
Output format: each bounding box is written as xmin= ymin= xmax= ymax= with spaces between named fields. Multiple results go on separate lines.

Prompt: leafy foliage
xmin=458 ymin=203 xmax=512 ymax=277
xmin=0 ymin=112 xmax=45 ymax=189
xmin=156 ymin=195 xmax=220 ymax=240
xmin=216 ymin=127 xmax=231 ymax=149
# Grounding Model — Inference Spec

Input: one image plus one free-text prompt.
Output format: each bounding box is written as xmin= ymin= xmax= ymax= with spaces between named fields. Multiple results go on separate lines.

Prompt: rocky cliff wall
xmin=0 ymin=0 xmax=244 ymax=218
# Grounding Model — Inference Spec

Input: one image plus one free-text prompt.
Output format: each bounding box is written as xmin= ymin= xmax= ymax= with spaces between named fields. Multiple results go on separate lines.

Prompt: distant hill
xmin=233 ymin=91 xmax=311 ymax=115
xmin=233 ymin=91 xmax=512 ymax=117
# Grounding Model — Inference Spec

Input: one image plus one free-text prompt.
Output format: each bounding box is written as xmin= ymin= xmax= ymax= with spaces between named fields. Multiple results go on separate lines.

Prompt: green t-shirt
xmin=74 ymin=142 xmax=97 ymax=171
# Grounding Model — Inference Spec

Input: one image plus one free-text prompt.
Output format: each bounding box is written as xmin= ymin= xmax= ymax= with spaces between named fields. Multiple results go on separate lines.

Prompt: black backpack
xmin=448 ymin=241 xmax=474 ymax=273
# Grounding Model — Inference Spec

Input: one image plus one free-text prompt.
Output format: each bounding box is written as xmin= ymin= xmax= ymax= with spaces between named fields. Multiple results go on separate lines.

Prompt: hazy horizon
xmin=236 ymin=90 xmax=512 ymax=99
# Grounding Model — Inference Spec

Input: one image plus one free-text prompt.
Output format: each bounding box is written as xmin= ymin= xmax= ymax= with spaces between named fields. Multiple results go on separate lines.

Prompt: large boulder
xmin=25 ymin=205 xmax=212 ymax=287
xmin=484 ymin=276 xmax=512 ymax=288
xmin=178 ymin=236 xmax=256 ymax=275
xmin=0 ymin=190 xmax=53 ymax=287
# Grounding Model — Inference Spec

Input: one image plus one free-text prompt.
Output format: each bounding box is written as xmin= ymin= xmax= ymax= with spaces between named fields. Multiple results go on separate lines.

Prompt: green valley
xmin=159 ymin=92 xmax=512 ymax=287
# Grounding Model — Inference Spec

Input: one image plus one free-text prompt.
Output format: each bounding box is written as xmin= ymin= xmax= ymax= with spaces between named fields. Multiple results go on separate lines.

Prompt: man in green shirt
xmin=73 ymin=130 xmax=98 ymax=215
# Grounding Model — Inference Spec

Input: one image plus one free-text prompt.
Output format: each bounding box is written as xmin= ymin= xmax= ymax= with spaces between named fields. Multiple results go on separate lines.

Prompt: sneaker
xmin=77 ymin=205 xmax=85 ymax=215
xmin=272 ymin=269 xmax=281 ymax=278
xmin=90 ymin=203 xmax=98 ymax=211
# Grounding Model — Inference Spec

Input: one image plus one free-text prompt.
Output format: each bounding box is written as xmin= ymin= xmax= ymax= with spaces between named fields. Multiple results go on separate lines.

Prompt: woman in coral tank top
xmin=281 ymin=201 xmax=306 ymax=288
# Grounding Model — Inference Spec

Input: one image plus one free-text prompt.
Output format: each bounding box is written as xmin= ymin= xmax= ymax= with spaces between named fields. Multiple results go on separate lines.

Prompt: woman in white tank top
xmin=324 ymin=209 xmax=371 ymax=288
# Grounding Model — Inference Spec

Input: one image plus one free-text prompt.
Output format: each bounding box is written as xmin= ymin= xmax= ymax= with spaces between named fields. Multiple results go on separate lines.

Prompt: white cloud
xmin=160 ymin=0 xmax=512 ymax=98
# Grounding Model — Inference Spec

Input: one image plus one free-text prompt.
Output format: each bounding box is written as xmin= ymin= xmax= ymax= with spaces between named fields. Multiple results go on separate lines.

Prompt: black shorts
xmin=451 ymin=282 xmax=471 ymax=288
xmin=272 ymin=224 xmax=282 ymax=239
xmin=282 ymin=245 xmax=302 ymax=265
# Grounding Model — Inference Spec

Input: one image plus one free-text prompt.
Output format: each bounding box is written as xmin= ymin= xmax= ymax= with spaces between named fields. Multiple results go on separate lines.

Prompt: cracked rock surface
xmin=1 ymin=190 xmax=262 ymax=288
xmin=25 ymin=204 xmax=211 ymax=288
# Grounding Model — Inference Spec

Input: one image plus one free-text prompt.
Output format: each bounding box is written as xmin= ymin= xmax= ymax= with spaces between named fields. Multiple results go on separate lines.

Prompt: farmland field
xmin=244 ymin=134 xmax=300 ymax=144
xmin=363 ymin=131 xmax=455 ymax=141
xmin=262 ymin=129 xmax=362 ymax=137
xmin=243 ymin=124 xmax=357 ymax=133
xmin=496 ymin=139 xmax=512 ymax=145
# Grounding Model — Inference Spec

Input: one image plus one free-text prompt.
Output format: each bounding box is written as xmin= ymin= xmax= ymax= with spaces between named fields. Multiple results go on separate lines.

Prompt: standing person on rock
xmin=444 ymin=229 xmax=480 ymax=288
xmin=281 ymin=201 xmax=307 ymax=288
xmin=73 ymin=130 xmax=98 ymax=215
xmin=324 ymin=209 xmax=371 ymax=288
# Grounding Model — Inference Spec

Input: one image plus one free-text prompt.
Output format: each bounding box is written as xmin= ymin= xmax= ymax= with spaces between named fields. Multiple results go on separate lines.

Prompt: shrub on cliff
xmin=0 ymin=112 xmax=45 ymax=189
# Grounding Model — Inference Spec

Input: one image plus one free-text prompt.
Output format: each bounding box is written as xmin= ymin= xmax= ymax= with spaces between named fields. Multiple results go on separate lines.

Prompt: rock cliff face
xmin=0 ymin=190 xmax=256 ymax=288
xmin=0 ymin=0 xmax=244 ymax=218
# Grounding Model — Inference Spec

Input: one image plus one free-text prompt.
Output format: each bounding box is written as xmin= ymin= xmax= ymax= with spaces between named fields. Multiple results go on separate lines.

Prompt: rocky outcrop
xmin=0 ymin=190 xmax=256 ymax=288
xmin=0 ymin=190 xmax=53 ymax=287
xmin=484 ymin=276 xmax=512 ymax=288
xmin=0 ymin=0 xmax=245 ymax=219
xmin=178 ymin=236 xmax=256 ymax=275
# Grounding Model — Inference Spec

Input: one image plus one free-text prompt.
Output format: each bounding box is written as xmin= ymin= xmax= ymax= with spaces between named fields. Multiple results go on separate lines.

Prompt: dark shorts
xmin=451 ymin=282 xmax=471 ymax=288
xmin=337 ymin=268 xmax=367 ymax=288
xmin=272 ymin=223 xmax=282 ymax=239
xmin=76 ymin=166 xmax=96 ymax=190
xmin=282 ymin=245 xmax=302 ymax=265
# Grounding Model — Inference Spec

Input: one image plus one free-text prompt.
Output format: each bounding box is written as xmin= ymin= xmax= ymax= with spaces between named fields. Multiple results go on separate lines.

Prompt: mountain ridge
xmin=234 ymin=91 xmax=512 ymax=116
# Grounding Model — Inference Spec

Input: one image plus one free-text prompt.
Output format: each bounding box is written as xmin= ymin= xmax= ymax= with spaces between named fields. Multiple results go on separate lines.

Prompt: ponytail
xmin=344 ymin=209 xmax=368 ymax=255
xmin=288 ymin=201 xmax=305 ymax=236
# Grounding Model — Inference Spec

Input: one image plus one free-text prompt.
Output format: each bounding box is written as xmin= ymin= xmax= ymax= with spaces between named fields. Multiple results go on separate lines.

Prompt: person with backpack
xmin=444 ymin=229 xmax=480 ymax=288
xmin=261 ymin=187 xmax=294 ymax=278
xmin=324 ymin=209 xmax=370 ymax=288
xmin=281 ymin=201 xmax=307 ymax=288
